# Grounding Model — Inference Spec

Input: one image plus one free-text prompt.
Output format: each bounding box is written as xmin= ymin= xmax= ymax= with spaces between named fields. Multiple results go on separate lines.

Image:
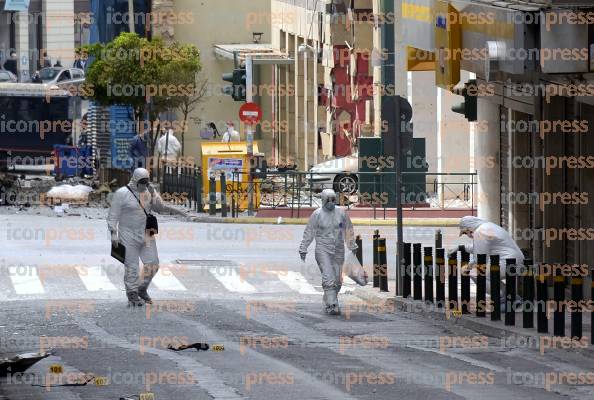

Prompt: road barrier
xmin=476 ymin=254 xmax=486 ymax=318
xmin=413 ymin=244 xmax=423 ymax=301
xmin=364 ymin=232 xmax=593 ymax=342
xmin=373 ymin=230 xmax=380 ymax=288
xmin=378 ymin=238 xmax=388 ymax=292
xmin=505 ymin=259 xmax=517 ymax=326
xmin=448 ymin=251 xmax=458 ymax=311
xmin=522 ymin=259 xmax=534 ymax=329
xmin=537 ymin=268 xmax=548 ymax=333
xmin=209 ymin=176 xmax=216 ymax=216
xmin=403 ymin=243 xmax=412 ymax=298
xmin=461 ymin=251 xmax=470 ymax=315
xmin=490 ymin=255 xmax=501 ymax=321
xmin=554 ymin=269 xmax=565 ymax=337
xmin=424 ymin=247 xmax=433 ymax=304
xmin=435 ymin=248 xmax=445 ymax=307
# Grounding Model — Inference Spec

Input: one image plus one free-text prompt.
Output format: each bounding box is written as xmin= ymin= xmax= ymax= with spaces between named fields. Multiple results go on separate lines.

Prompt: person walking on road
xmin=299 ymin=189 xmax=357 ymax=315
xmin=108 ymin=168 xmax=188 ymax=306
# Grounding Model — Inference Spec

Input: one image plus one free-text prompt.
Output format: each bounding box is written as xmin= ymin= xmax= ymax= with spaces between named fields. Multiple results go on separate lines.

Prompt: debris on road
xmin=167 ymin=342 xmax=210 ymax=352
xmin=0 ymin=351 xmax=53 ymax=376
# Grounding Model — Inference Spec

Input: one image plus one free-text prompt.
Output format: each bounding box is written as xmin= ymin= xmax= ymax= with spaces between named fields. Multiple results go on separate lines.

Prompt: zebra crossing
xmin=0 ymin=263 xmax=362 ymax=301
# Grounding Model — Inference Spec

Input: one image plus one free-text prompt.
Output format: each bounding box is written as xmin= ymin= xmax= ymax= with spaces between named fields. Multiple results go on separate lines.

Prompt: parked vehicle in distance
xmin=308 ymin=154 xmax=359 ymax=194
xmin=32 ymin=67 xmax=85 ymax=85
xmin=0 ymin=70 xmax=17 ymax=83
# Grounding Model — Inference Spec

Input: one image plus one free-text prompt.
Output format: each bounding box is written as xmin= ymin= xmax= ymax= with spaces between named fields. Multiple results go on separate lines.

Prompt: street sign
xmin=239 ymin=102 xmax=262 ymax=125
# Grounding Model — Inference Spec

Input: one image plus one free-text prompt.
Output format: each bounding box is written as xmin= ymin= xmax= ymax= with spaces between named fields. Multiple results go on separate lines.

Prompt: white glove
xmin=148 ymin=183 xmax=156 ymax=195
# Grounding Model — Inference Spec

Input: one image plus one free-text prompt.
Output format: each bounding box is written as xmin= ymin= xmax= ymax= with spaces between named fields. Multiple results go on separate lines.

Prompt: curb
xmin=350 ymin=286 xmax=594 ymax=357
xmin=188 ymin=216 xmax=460 ymax=227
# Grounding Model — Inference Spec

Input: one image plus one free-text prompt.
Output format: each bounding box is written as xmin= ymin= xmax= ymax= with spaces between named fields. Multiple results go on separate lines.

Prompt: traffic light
xmin=451 ymin=79 xmax=477 ymax=122
xmin=382 ymin=95 xmax=413 ymax=154
xmin=222 ymin=67 xmax=246 ymax=101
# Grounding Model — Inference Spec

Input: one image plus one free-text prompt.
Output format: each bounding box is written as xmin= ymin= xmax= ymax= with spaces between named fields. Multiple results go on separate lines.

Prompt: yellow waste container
xmin=201 ymin=141 xmax=262 ymax=211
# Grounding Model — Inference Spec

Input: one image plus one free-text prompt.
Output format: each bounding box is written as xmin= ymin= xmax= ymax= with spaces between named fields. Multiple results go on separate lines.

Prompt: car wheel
xmin=333 ymin=174 xmax=358 ymax=195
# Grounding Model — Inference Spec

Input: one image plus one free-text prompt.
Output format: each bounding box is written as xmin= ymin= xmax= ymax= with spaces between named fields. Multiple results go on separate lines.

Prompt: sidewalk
xmin=351 ymin=280 xmax=594 ymax=357
xmin=188 ymin=215 xmax=460 ymax=227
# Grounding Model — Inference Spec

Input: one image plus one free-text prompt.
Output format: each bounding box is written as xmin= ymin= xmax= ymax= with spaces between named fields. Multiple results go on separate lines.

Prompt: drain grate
xmin=175 ymin=260 xmax=238 ymax=267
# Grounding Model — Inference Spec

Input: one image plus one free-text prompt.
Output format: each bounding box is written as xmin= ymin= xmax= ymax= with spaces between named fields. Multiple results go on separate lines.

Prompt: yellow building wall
xmin=172 ymin=0 xmax=272 ymax=165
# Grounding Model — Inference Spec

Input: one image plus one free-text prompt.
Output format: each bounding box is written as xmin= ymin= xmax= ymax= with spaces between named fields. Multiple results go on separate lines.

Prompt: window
xmin=57 ymin=71 xmax=71 ymax=82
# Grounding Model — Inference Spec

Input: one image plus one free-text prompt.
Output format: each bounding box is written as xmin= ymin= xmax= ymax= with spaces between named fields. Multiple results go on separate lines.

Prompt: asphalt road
xmin=1 ymin=213 xmax=593 ymax=399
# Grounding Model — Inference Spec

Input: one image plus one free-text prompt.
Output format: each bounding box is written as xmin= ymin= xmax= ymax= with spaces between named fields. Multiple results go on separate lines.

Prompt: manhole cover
xmin=175 ymin=260 xmax=238 ymax=267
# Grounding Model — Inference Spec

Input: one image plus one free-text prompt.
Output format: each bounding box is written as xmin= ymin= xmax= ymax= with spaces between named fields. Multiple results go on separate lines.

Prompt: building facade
xmin=0 ymin=0 xmax=89 ymax=81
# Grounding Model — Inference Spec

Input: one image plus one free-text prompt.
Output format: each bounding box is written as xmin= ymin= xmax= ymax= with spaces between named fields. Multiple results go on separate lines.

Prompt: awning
xmin=214 ymin=43 xmax=293 ymax=65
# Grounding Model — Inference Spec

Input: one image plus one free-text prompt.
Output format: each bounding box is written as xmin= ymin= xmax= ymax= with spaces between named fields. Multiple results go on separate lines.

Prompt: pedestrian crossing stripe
xmin=8 ymin=266 xmax=44 ymax=295
xmin=0 ymin=265 xmax=360 ymax=299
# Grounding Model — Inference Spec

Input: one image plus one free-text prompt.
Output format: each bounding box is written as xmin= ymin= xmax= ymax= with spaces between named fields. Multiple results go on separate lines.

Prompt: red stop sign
xmin=239 ymin=102 xmax=262 ymax=125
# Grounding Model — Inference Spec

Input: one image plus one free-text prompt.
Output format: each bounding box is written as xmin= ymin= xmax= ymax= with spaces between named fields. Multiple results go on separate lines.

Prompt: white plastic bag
xmin=343 ymin=251 xmax=368 ymax=286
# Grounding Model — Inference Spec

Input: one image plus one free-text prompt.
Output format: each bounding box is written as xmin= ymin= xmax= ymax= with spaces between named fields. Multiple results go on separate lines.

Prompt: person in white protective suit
xmin=156 ymin=129 xmax=182 ymax=164
xmin=108 ymin=168 xmax=188 ymax=306
xmin=299 ymin=189 xmax=357 ymax=315
xmin=451 ymin=216 xmax=525 ymax=309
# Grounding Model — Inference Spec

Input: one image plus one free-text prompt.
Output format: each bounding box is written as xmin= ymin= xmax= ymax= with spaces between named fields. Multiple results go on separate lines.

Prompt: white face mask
xmin=324 ymin=198 xmax=336 ymax=211
xmin=137 ymin=183 xmax=148 ymax=192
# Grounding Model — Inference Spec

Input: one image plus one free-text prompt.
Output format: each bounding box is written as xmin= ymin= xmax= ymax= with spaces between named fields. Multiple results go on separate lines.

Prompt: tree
xmin=83 ymin=33 xmax=201 ymax=156
xmin=177 ymin=77 xmax=208 ymax=156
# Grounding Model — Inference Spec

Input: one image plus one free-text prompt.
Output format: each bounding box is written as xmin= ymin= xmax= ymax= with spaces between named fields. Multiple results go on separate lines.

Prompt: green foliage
xmin=83 ymin=32 xmax=202 ymax=124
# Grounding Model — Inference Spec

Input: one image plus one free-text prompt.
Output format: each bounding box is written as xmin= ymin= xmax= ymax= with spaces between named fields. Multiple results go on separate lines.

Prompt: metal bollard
xmin=476 ymin=254 xmax=487 ymax=317
xmin=413 ymin=244 xmax=422 ymax=300
xmin=220 ymin=172 xmax=227 ymax=218
xmin=355 ymin=235 xmax=363 ymax=266
xmin=373 ymin=230 xmax=380 ymax=288
xmin=522 ymin=259 xmax=534 ymax=329
xmin=590 ymin=270 xmax=594 ymax=344
xmin=571 ymin=270 xmax=583 ymax=339
xmin=403 ymin=243 xmax=411 ymax=298
xmin=435 ymin=229 xmax=442 ymax=249
xmin=208 ymin=175 xmax=216 ymax=216
xmin=490 ymin=255 xmax=501 ymax=321
xmin=554 ymin=270 xmax=565 ymax=337
xmin=378 ymin=238 xmax=388 ymax=292
xmin=424 ymin=247 xmax=433 ymax=304
xmin=536 ymin=265 xmax=548 ymax=333
xmin=435 ymin=249 xmax=445 ymax=308
xmin=461 ymin=250 xmax=470 ymax=314
xmin=505 ymin=258 xmax=517 ymax=326
xmin=231 ymin=191 xmax=236 ymax=218
xmin=448 ymin=250 xmax=458 ymax=311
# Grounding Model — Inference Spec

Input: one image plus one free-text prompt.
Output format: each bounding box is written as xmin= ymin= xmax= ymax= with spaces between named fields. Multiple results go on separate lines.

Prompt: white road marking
xmin=150 ymin=268 xmax=187 ymax=291
xmin=275 ymin=271 xmax=320 ymax=295
xmin=208 ymin=267 xmax=257 ymax=293
xmin=75 ymin=266 xmax=117 ymax=292
xmin=8 ymin=266 xmax=44 ymax=295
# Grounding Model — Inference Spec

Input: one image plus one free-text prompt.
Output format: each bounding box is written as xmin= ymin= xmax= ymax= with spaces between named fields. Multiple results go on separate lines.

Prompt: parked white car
xmin=308 ymin=154 xmax=359 ymax=194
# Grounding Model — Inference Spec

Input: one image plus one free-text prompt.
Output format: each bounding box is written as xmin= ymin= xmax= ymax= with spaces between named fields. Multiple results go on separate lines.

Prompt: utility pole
xmin=128 ymin=0 xmax=135 ymax=33
xmin=246 ymin=56 xmax=254 ymax=216
xmin=381 ymin=0 xmax=404 ymax=296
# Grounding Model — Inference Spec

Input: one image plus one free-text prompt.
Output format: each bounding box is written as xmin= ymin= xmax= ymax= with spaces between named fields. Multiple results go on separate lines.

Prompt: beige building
xmin=170 ymin=0 xmax=274 ymax=163
xmin=164 ymin=0 xmax=471 ymax=183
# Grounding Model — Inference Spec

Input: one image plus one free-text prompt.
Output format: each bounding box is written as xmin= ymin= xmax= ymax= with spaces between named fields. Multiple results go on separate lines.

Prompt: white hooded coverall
xmin=107 ymin=169 xmax=168 ymax=294
xmin=299 ymin=190 xmax=357 ymax=309
xmin=157 ymin=130 xmax=182 ymax=162
xmin=459 ymin=216 xmax=524 ymax=304
xmin=459 ymin=216 xmax=524 ymax=273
